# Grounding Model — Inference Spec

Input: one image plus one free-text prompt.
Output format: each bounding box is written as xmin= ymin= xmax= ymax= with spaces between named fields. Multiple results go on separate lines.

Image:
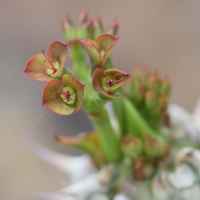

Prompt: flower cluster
xmin=23 ymin=12 xmax=129 ymax=116
xmin=23 ymin=11 xmax=171 ymax=174
xmin=23 ymin=12 xmax=132 ymax=165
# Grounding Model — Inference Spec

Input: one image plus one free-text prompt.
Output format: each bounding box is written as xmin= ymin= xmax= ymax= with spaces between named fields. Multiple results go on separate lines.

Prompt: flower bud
xmin=106 ymin=18 xmax=119 ymax=36
xmin=122 ymin=134 xmax=142 ymax=158
xmin=147 ymin=71 xmax=160 ymax=93
xmin=159 ymin=76 xmax=171 ymax=97
xmin=77 ymin=10 xmax=89 ymax=26
xmin=157 ymin=95 xmax=168 ymax=114
xmin=133 ymin=67 xmax=149 ymax=86
xmin=133 ymin=158 xmax=146 ymax=180
xmin=131 ymin=80 xmax=145 ymax=102
xmin=61 ymin=11 xmax=92 ymax=42
xmin=92 ymin=15 xmax=104 ymax=40
xmin=143 ymin=133 xmax=166 ymax=158
xmin=145 ymin=90 xmax=157 ymax=110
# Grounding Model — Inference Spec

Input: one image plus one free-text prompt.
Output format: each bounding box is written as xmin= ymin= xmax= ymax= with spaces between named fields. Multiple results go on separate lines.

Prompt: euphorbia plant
xmin=23 ymin=11 xmax=200 ymax=200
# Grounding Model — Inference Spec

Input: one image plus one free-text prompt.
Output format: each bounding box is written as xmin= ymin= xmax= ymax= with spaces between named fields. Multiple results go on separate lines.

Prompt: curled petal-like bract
xmin=92 ymin=68 xmax=131 ymax=98
xmin=81 ymin=33 xmax=119 ymax=67
xmin=62 ymin=74 xmax=86 ymax=113
xmin=47 ymin=41 xmax=68 ymax=77
xmin=23 ymin=54 xmax=52 ymax=82
xmin=95 ymin=34 xmax=118 ymax=52
xmin=42 ymin=80 xmax=75 ymax=115
xmin=81 ymin=40 xmax=102 ymax=65
xmin=23 ymin=41 xmax=68 ymax=82
xmin=42 ymin=75 xmax=85 ymax=115
xmin=99 ymin=35 xmax=119 ymax=66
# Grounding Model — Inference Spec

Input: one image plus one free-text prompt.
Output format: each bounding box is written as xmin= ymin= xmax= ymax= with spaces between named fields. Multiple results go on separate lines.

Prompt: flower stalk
xmin=88 ymin=106 xmax=122 ymax=162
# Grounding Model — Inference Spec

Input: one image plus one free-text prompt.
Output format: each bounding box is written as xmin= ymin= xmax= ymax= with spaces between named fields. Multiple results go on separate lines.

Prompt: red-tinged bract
xmin=81 ymin=33 xmax=119 ymax=67
xmin=23 ymin=41 xmax=68 ymax=82
xmin=92 ymin=68 xmax=131 ymax=98
xmin=42 ymin=75 xmax=85 ymax=115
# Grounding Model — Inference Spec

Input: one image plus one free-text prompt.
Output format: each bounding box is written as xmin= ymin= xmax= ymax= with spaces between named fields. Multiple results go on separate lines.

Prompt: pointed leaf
xmin=23 ymin=53 xmax=52 ymax=82
xmin=56 ymin=132 xmax=99 ymax=149
xmin=63 ymin=13 xmax=74 ymax=25
xmin=92 ymin=68 xmax=118 ymax=98
xmin=106 ymin=18 xmax=119 ymax=36
xmin=56 ymin=132 xmax=104 ymax=168
xmin=42 ymin=79 xmax=75 ymax=115
xmin=77 ymin=10 xmax=88 ymax=27
xmin=62 ymin=75 xmax=85 ymax=113
xmin=48 ymin=41 xmax=68 ymax=77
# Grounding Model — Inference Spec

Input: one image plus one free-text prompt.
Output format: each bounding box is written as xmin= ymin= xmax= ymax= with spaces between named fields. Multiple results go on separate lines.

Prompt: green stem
xmin=112 ymin=91 xmax=124 ymax=137
xmin=62 ymin=67 xmax=77 ymax=77
xmin=107 ymin=57 xmax=114 ymax=69
xmin=87 ymin=106 xmax=122 ymax=162
xmin=123 ymin=97 xmax=158 ymax=137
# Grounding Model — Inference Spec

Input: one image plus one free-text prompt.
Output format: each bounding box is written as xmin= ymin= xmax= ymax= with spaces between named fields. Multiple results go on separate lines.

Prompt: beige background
xmin=1 ymin=0 xmax=200 ymax=199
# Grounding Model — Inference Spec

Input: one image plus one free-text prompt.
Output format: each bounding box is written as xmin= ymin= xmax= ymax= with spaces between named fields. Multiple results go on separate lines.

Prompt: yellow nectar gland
xmin=60 ymin=86 xmax=76 ymax=106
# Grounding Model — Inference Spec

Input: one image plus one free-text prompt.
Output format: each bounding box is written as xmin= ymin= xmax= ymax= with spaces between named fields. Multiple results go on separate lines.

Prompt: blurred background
xmin=1 ymin=0 xmax=200 ymax=199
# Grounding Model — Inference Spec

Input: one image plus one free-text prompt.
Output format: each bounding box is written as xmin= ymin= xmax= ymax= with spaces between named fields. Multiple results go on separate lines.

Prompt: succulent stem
xmin=88 ymin=106 xmax=122 ymax=162
xmin=123 ymin=97 xmax=157 ymax=137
